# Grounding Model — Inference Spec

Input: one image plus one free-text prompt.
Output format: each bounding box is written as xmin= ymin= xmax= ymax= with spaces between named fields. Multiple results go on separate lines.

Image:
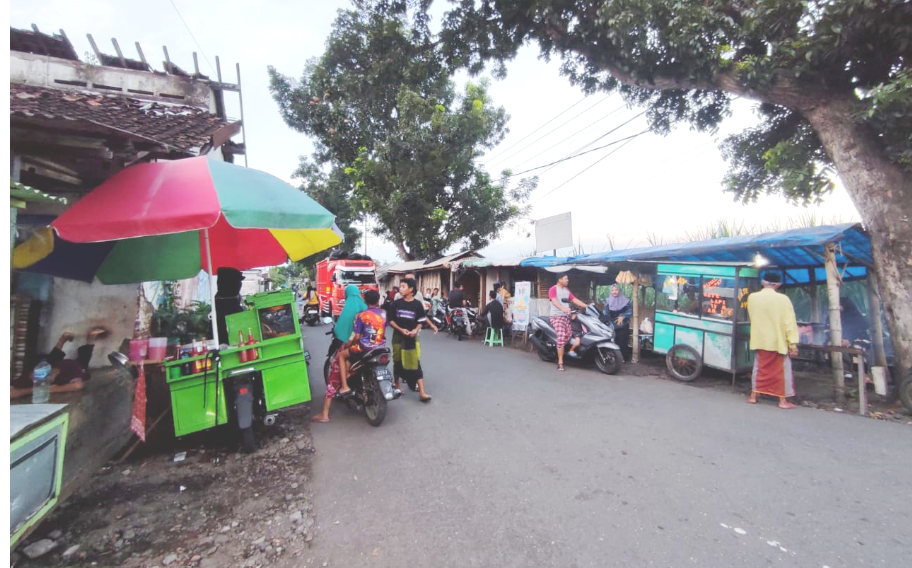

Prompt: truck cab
xmin=316 ymin=257 xmax=378 ymax=319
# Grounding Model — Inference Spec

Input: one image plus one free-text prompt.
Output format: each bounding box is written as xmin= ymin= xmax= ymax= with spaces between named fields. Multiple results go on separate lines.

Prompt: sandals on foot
xmin=420 ymin=395 xmax=432 ymax=403
xmin=557 ymin=364 xmax=565 ymax=371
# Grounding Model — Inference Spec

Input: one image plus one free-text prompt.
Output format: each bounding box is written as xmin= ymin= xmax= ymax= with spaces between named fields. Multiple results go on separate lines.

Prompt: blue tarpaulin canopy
xmin=519 ymin=224 xmax=871 ymax=285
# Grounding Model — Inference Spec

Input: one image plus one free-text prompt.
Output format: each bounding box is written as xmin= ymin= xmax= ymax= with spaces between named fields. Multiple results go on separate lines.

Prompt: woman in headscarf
xmin=603 ymin=284 xmax=634 ymax=362
xmin=313 ymin=285 xmax=367 ymax=423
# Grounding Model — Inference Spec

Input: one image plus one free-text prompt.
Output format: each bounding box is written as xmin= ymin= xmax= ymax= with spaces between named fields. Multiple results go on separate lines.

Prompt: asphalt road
xmin=300 ymin=328 xmax=910 ymax=568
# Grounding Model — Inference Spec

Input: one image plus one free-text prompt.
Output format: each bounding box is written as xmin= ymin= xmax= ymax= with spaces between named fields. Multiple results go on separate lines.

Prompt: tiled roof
xmin=10 ymin=83 xmax=230 ymax=154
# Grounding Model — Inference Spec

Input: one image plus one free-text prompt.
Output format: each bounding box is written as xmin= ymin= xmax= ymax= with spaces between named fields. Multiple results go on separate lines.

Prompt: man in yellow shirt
xmin=746 ymin=272 xmax=799 ymax=409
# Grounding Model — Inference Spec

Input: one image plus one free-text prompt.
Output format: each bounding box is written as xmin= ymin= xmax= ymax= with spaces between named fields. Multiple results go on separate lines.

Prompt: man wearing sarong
xmin=747 ymin=272 xmax=799 ymax=409
xmin=549 ymin=272 xmax=590 ymax=372
xmin=390 ymin=277 xmax=437 ymax=402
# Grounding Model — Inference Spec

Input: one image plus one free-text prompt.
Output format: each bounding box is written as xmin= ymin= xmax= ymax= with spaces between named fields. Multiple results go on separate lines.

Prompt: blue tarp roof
xmin=518 ymin=224 xmax=872 ymax=284
xmin=520 ymin=256 xmax=571 ymax=268
xmin=526 ymin=223 xmax=868 ymax=266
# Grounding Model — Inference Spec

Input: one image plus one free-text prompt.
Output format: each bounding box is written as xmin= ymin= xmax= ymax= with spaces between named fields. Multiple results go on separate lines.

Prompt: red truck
xmin=315 ymin=255 xmax=379 ymax=319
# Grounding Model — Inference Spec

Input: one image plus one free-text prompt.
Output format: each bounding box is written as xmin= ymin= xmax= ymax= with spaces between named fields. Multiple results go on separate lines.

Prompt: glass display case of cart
xmin=654 ymin=263 xmax=760 ymax=376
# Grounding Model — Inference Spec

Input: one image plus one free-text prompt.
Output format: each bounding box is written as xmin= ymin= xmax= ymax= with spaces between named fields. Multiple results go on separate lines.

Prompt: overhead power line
xmin=508 ymin=104 xmax=628 ymax=170
xmin=168 ymin=0 xmax=216 ymax=75
xmin=536 ymin=134 xmax=646 ymax=201
xmin=499 ymin=130 xmax=648 ymax=179
xmin=483 ymin=95 xmax=591 ymax=163
xmin=487 ymin=96 xmax=615 ymax=169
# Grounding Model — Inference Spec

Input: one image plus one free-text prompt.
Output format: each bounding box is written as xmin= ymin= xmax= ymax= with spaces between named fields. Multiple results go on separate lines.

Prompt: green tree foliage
xmin=435 ymin=0 xmax=912 ymax=380
xmin=269 ymin=2 xmax=534 ymax=260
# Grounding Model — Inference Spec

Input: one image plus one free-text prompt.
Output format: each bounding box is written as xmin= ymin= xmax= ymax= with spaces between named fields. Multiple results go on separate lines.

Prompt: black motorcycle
xmin=323 ymin=330 xmax=399 ymax=426
xmin=302 ymin=304 xmax=320 ymax=326
xmin=529 ymin=304 xmax=623 ymax=375
xmin=448 ymin=304 xmax=478 ymax=340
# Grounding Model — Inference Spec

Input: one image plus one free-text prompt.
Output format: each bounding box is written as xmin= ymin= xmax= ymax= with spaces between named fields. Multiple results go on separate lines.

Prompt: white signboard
xmin=534 ymin=212 xmax=572 ymax=253
xmin=512 ymin=281 xmax=532 ymax=331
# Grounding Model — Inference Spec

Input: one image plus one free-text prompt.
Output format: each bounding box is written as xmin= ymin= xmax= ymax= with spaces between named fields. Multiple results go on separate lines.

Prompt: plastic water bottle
xmin=32 ymin=360 xmax=52 ymax=404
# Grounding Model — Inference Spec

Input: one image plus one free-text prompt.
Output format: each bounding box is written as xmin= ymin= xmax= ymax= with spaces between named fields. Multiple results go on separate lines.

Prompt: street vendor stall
xmin=13 ymin=156 xmax=343 ymax=449
xmin=653 ymin=263 xmax=760 ymax=382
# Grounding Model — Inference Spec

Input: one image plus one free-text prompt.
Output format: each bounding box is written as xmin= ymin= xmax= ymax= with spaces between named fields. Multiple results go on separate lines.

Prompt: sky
xmin=10 ymin=0 xmax=861 ymax=265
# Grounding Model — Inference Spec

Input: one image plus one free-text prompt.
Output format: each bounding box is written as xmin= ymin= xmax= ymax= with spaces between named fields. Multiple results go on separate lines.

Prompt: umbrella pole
xmin=204 ymin=228 xmax=220 ymax=345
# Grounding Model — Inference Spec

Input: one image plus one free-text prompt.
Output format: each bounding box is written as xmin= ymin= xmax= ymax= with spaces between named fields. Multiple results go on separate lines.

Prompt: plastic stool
xmin=483 ymin=327 xmax=504 ymax=347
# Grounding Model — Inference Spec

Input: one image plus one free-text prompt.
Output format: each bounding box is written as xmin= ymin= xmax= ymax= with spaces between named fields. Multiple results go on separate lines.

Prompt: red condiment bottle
xmin=238 ymin=331 xmax=248 ymax=363
xmin=202 ymin=341 xmax=212 ymax=370
xmin=192 ymin=340 xmax=201 ymax=373
xmin=246 ymin=328 xmax=258 ymax=361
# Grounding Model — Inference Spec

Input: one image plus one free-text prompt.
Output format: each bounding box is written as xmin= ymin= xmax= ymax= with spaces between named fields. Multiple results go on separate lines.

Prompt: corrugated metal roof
xmin=386 ymin=250 xmax=481 ymax=274
xmin=520 ymin=256 xmax=571 ymax=268
xmin=461 ymin=257 xmax=525 ymax=268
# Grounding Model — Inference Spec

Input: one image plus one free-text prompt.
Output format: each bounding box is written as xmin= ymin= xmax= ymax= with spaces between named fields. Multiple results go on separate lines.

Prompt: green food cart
xmin=652 ymin=263 xmax=760 ymax=383
xmin=163 ymin=289 xmax=311 ymax=451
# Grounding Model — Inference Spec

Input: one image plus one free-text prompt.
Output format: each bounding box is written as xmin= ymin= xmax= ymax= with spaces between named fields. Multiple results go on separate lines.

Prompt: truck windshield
xmin=338 ymin=270 xmax=376 ymax=285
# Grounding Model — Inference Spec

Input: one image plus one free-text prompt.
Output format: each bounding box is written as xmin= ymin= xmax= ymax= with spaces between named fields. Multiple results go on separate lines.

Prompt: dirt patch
xmin=14 ymin=406 xmax=325 ymax=568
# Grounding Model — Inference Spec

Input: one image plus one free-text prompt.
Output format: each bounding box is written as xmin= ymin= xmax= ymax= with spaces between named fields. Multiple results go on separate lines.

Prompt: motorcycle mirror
xmin=321 ymin=317 xmax=334 ymax=325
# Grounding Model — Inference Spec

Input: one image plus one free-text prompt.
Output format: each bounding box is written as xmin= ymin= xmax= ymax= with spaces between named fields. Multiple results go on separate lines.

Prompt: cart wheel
xmin=240 ymin=426 xmax=255 ymax=453
xmin=666 ymin=344 xmax=703 ymax=382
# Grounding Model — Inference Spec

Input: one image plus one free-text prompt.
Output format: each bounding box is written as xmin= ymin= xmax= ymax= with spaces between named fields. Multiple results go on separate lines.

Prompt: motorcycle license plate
xmin=374 ymin=367 xmax=392 ymax=380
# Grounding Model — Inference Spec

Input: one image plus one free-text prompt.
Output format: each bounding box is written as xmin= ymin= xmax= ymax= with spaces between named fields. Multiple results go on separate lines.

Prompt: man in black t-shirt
xmin=390 ymin=278 xmax=438 ymax=402
xmin=447 ymin=281 xmax=466 ymax=308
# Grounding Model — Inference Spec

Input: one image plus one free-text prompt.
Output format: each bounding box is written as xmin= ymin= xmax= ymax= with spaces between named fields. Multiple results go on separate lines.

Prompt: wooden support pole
xmin=631 ymin=271 xmax=640 ymax=364
xmin=163 ymin=46 xmax=172 ymax=72
xmin=87 ymin=34 xmax=104 ymax=63
xmin=215 ymin=55 xmax=223 ymax=82
xmin=809 ymin=268 xmax=821 ymax=323
xmin=866 ymin=270 xmax=889 ymax=370
xmin=135 ymin=42 xmax=148 ymax=68
xmin=111 ymin=38 xmax=127 ymax=67
xmin=192 ymin=52 xmax=200 ymax=75
xmin=824 ymin=242 xmax=846 ymax=405
xmin=236 ymin=62 xmax=248 ymax=167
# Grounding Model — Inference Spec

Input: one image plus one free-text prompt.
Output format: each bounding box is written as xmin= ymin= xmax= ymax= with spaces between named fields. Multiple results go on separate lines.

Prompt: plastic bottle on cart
xmin=32 ymin=360 xmax=52 ymax=404
xmin=202 ymin=341 xmax=212 ymax=370
xmin=192 ymin=340 xmax=202 ymax=373
xmin=246 ymin=328 xmax=258 ymax=361
xmin=238 ymin=331 xmax=249 ymax=363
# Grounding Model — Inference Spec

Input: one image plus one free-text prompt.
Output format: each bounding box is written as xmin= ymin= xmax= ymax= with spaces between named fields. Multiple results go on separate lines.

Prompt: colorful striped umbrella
xmin=13 ymin=156 xmax=343 ymax=342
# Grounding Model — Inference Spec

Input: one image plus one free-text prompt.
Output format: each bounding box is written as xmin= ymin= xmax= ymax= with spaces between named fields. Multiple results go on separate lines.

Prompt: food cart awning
xmin=554 ymin=223 xmax=871 ymax=283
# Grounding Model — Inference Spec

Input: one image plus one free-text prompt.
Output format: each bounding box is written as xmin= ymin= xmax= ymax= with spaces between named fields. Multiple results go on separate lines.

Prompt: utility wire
xmin=483 ymin=95 xmax=591 ymax=163
xmin=168 ymin=0 xmax=217 ymax=75
xmin=498 ymin=130 xmax=648 ymax=179
xmin=534 ymin=110 xmax=648 ymax=178
xmin=535 ymin=134 xmax=646 ymax=201
xmin=487 ymin=96 xmax=615 ymax=169
xmin=508 ymin=104 xmax=628 ymax=170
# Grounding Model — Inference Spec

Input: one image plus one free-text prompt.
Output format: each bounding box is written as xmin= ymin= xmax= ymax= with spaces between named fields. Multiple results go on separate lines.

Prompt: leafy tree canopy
xmin=269 ymin=1 xmax=535 ymax=260
xmin=438 ymin=0 xmax=911 ymax=205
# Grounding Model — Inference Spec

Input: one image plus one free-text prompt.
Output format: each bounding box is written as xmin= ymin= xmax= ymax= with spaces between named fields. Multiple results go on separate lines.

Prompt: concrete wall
xmin=39 ymin=278 xmax=139 ymax=366
xmin=11 ymin=51 xmax=213 ymax=108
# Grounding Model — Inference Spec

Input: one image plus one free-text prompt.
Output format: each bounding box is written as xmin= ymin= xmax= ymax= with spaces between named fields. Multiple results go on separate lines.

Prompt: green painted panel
xmin=738 ymin=267 xmax=760 ymax=278
xmin=675 ymin=327 xmax=704 ymax=352
xmin=654 ymin=322 xmax=675 ymax=354
xmin=226 ymin=311 xmax=260 ymax=345
xmin=735 ymin=337 xmax=754 ymax=370
xmin=169 ymin=373 xmax=229 ymax=437
xmin=262 ymin=360 xmax=311 ymax=411
xmin=703 ymin=332 xmax=733 ymax=370
xmin=655 ymin=311 xmax=733 ymax=334
xmin=657 ymin=264 xmax=736 ymax=277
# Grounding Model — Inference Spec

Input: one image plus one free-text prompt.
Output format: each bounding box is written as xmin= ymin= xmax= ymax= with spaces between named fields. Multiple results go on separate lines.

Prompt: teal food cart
xmin=163 ymin=289 xmax=310 ymax=451
xmin=652 ymin=263 xmax=760 ymax=382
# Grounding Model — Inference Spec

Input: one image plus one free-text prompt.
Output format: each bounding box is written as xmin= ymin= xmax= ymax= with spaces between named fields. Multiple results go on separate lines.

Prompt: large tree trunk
xmin=802 ymin=97 xmax=912 ymax=381
xmin=395 ymin=241 xmax=415 ymax=261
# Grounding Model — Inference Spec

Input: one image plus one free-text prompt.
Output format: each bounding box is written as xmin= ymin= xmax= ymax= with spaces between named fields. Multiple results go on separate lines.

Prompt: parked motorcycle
xmin=323 ymin=329 xmax=400 ymax=426
xmin=302 ymin=304 xmax=321 ymax=326
xmin=429 ymin=299 xmax=449 ymax=332
xmin=448 ymin=304 xmax=478 ymax=341
xmin=528 ymin=304 xmax=623 ymax=375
